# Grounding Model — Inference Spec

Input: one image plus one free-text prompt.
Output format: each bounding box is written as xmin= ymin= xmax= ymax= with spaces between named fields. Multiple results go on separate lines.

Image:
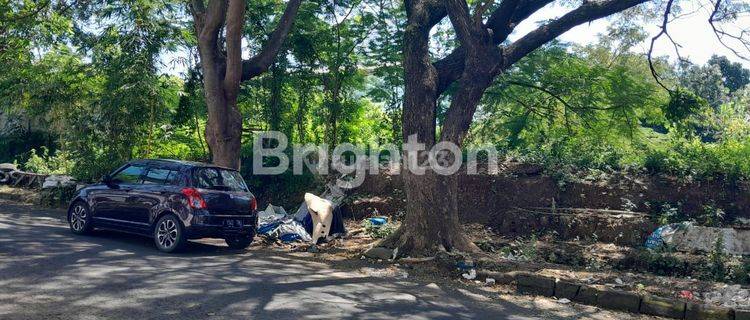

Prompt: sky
xmin=512 ymin=2 xmax=750 ymax=68
xmin=160 ymin=1 xmax=750 ymax=77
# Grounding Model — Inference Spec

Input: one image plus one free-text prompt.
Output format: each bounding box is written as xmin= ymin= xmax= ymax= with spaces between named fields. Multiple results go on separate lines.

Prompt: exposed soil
xmin=350 ymin=160 xmax=750 ymax=226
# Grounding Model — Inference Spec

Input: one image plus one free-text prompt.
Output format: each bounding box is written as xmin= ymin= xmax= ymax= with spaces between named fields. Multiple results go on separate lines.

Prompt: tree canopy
xmin=1 ymin=0 xmax=750 ymax=254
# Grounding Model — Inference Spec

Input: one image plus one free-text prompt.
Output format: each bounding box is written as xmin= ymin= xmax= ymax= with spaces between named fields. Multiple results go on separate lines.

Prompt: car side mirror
xmin=102 ymin=174 xmax=119 ymax=188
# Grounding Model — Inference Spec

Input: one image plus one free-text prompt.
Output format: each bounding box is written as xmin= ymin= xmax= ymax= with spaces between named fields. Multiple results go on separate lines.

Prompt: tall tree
xmin=188 ymin=0 xmax=302 ymax=169
xmin=383 ymin=0 xmax=748 ymax=256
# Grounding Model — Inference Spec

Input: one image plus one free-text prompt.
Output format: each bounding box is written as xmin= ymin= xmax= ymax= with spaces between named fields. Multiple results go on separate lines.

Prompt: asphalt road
xmin=0 ymin=199 xmax=651 ymax=320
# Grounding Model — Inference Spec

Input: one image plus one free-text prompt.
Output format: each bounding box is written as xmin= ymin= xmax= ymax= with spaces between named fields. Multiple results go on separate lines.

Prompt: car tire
xmin=69 ymin=201 xmax=93 ymax=235
xmin=154 ymin=214 xmax=187 ymax=253
xmin=225 ymin=234 xmax=254 ymax=250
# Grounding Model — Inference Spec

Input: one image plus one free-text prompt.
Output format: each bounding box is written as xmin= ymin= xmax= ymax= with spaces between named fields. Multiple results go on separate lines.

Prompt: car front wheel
xmin=69 ymin=202 xmax=93 ymax=235
xmin=154 ymin=215 xmax=187 ymax=253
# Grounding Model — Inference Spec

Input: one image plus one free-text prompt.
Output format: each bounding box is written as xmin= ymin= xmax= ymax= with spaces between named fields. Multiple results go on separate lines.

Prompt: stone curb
xmin=474 ymin=271 xmax=747 ymax=319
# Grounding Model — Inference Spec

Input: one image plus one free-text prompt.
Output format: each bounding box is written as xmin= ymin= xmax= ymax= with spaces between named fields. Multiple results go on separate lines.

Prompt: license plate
xmin=225 ymin=219 xmax=243 ymax=227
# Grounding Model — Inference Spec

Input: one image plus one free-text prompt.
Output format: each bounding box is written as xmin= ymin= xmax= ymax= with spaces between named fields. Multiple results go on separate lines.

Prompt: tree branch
xmin=241 ymin=0 xmax=303 ymax=81
xmin=648 ymin=0 xmax=676 ymax=91
xmin=434 ymin=0 xmax=554 ymax=95
xmin=444 ymin=0 xmax=484 ymax=50
xmin=709 ymin=0 xmax=750 ymax=61
xmin=199 ymin=0 xmax=227 ymax=47
xmin=503 ymin=0 xmax=649 ymax=68
xmin=486 ymin=0 xmax=552 ymax=44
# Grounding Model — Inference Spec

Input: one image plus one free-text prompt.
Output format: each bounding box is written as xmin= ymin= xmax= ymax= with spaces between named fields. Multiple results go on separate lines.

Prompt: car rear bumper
xmin=187 ymin=214 xmax=258 ymax=239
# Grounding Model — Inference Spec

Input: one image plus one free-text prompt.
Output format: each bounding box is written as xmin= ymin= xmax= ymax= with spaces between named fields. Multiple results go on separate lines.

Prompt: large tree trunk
xmin=189 ymin=0 xmax=302 ymax=170
xmin=379 ymin=0 xmax=478 ymax=256
xmin=384 ymin=0 xmax=646 ymax=257
xmin=381 ymin=171 xmax=476 ymax=254
xmin=205 ymin=98 xmax=243 ymax=169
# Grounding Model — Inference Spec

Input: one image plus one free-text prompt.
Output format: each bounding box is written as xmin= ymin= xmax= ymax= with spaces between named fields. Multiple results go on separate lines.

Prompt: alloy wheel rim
xmin=157 ymin=219 xmax=178 ymax=248
xmin=71 ymin=205 xmax=86 ymax=231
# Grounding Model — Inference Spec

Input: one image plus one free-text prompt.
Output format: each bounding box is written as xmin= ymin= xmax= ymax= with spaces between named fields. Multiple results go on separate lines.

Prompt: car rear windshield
xmin=192 ymin=167 xmax=248 ymax=192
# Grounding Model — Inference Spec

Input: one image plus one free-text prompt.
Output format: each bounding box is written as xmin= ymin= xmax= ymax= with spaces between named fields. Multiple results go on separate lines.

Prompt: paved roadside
xmin=0 ymin=199 xmax=659 ymax=319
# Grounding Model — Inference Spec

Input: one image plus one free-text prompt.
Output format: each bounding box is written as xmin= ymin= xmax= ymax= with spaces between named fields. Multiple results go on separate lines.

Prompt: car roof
xmin=128 ymin=159 xmax=238 ymax=171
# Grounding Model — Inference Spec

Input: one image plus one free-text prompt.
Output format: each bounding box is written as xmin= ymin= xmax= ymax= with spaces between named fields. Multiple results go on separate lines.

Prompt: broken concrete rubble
xmin=703 ymin=285 xmax=750 ymax=309
xmin=41 ymin=175 xmax=76 ymax=189
xmin=363 ymin=247 xmax=394 ymax=260
xmin=647 ymin=222 xmax=750 ymax=255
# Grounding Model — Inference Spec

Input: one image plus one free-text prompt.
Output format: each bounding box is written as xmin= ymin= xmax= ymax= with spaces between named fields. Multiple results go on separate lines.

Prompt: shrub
xmin=704 ymin=237 xmax=728 ymax=281
xmin=23 ymin=147 xmax=74 ymax=175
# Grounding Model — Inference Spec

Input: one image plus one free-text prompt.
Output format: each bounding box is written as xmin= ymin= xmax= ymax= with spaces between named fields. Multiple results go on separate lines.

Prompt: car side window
xmin=166 ymin=170 xmax=184 ymax=186
xmin=111 ymin=165 xmax=146 ymax=184
xmin=143 ymin=168 xmax=170 ymax=185
xmin=143 ymin=167 xmax=182 ymax=185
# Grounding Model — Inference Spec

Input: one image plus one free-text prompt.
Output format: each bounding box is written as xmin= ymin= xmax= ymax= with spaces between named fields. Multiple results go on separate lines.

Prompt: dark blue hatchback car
xmin=67 ymin=159 xmax=258 ymax=252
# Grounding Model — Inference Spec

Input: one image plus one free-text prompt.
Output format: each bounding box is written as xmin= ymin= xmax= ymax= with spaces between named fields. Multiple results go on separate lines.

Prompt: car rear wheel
xmin=69 ymin=202 xmax=93 ymax=235
xmin=154 ymin=215 xmax=186 ymax=253
xmin=225 ymin=235 xmax=254 ymax=250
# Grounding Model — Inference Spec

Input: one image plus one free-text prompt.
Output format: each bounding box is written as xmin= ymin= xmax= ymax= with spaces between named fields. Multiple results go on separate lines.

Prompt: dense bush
xmin=23 ymin=147 xmax=74 ymax=175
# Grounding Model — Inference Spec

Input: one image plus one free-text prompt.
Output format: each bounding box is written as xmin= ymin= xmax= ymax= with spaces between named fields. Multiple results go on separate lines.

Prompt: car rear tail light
xmin=181 ymin=188 xmax=207 ymax=209
xmin=250 ymin=196 xmax=257 ymax=212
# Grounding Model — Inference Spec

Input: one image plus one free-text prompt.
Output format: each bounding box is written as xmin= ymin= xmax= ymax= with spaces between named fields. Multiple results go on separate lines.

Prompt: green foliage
xmin=664 ymin=88 xmax=708 ymax=123
xmin=699 ymin=202 xmax=726 ymax=227
xmin=362 ymin=219 xmax=396 ymax=239
xmin=707 ymin=55 xmax=750 ymax=93
xmin=618 ymin=248 xmax=693 ymax=277
xmin=705 ymin=237 xmax=728 ymax=281
xmin=39 ymin=185 xmax=77 ymax=208
xmin=23 ymin=147 xmax=74 ymax=175
xmin=649 ymin=202 xmax=683 ymax=225
xmin=729 ymin=257 xmax=750 ymax=285
xmin=2 ymin=0 xmax=749 ymax=196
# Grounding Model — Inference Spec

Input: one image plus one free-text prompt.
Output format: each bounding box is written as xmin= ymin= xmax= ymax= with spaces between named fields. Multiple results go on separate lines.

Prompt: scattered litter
xmin=645 ymin=223 xmax=685 ymax=249
xmin=614 ymin=278 xmax=624 ymax=285
xmin=678 ymin=290 xmax=695 ymax=301
xmin=456 ymin=260 xmax=475 ymax=270
xmin=462 ymin=269 xmax=477 ymax=280
xmin=259 ymin=204 xmax=286 ymax=225
xmin=557 ymin=298 xmax=571 ymax=304
xmin=362 ymin=216 xmax=395 ymax=238
xmin=485 ymin=278 xmax=496 ymax=286
xmin=279 ymin=233 xmax=303 ymax=243
xmin=368 ymin=217 xmax=388 ymax=225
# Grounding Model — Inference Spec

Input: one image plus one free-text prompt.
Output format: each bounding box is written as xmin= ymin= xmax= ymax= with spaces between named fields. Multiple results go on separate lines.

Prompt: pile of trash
xmin=258 ymin=184 xmax=347 ymax=244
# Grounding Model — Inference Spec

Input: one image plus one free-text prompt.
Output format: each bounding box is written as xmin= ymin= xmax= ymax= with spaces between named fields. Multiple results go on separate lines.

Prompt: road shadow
xmin=0 ymin=203 xmax=634 ymax=320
